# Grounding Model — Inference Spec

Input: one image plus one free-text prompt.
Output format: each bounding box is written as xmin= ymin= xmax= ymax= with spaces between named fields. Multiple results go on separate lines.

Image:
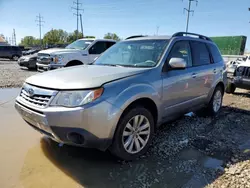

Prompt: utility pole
xmin=72 ymin=0 xmax=83 ymax=40
xmin=80 ymin=14 xmax=84 ymax=37
xmin=13 ymin=29 xmax=16 ymax=46
xmin=156 ymin=26 xmax=159 ymax=36
xmin=35 ymin=13 xmax=45 ymax=47
xmin=183 ymin=0 xmax=198 ymax=33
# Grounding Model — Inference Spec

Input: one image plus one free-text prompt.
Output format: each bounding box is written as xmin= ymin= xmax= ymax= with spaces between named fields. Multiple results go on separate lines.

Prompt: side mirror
xmin=169 ymin=58 xmax=187 ymax=69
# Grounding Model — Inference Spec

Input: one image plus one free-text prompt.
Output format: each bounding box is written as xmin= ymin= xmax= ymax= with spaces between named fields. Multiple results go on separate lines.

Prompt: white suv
xmin=36 ymin=38 xmax=116 ymax=71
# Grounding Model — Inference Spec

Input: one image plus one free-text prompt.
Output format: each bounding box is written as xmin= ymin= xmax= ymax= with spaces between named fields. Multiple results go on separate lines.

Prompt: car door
xmin=189 ymin=41 xmax=214 ymax=99
xmin=0 ymin=46 xmax=9 ymax=58
xmin=162 ymin=40 xmax=199 ymax=117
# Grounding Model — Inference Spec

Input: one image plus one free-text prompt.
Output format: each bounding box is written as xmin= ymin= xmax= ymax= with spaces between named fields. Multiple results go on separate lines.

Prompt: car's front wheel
xmin=110 ymin=107 xmax=154 ymax=160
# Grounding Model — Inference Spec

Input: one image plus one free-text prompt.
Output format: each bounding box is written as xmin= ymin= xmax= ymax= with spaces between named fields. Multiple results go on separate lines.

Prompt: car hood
xmin=38 ymin=48 xmax=80 ymax=55
xmin=26 ymin=53 xmax=38 ymax=58
xmin=25 ymin=65 xmax=149 ymax=89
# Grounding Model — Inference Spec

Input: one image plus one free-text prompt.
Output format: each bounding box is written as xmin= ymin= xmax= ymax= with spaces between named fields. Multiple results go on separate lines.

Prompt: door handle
xmin=192 ymin=73 xmax=197 ymax=78
xmin=213 ymin=69 xmax=217 ymax=74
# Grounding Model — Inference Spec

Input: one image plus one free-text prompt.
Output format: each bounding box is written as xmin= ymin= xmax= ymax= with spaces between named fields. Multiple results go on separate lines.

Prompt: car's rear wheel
xmin=110 ymin=107 xmax=154 ymax=160
xmin=225 ymin=83 xmax=236 ymax=94
xmin=196 ymin=86 xmax=223 ymax=116
xmin=12 ymin=55 xmax=20 ymax=61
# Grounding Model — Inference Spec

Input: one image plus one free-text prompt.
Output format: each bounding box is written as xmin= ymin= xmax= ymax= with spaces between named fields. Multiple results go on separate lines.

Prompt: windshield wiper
xmin=96 ymin=64 xmax=124 ymax=67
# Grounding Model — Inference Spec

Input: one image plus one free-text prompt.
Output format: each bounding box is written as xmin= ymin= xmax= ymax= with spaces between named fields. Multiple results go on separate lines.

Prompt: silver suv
xmin=15 ymin=32 xmax=227 ymax=160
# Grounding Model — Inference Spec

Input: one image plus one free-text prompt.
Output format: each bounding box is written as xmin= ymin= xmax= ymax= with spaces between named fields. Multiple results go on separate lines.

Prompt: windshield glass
xmin=94 ymin=39 xmax=169 ymax=67
xmin=66 ymin=40 xmax=94 ymax=50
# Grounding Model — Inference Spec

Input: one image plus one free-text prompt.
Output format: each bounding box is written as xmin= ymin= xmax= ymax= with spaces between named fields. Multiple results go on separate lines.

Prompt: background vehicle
xmin=22 ymin=49 xmax=40 ymax=56
xmin=0 ymin=45 xmax=22 ymax=60
xmin=36 ymin=38 xmax=116 ymax=71
xmin=15 ymin=32 xmax=226 ymax=160
xmin=18 ymin=53 xmax=38 ymax=70
xmin=226 ymin=61 xmax=250 ymax=93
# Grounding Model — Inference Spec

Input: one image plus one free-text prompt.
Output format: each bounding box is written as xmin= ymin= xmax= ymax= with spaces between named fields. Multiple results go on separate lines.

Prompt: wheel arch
xmin=65 ymin=60 xmax=83 ymax=67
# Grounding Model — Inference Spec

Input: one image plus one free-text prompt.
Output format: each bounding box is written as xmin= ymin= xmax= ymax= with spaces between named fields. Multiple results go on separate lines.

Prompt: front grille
xmin=20 ymin=89 xmax=51 ymax=107
xmin=19 ymin=84 xmax=57 ymax=108
xmin=239 ymin=67 xmax=250 ymax=78
xmin=37 ymin=53 xmax=51 ymax=65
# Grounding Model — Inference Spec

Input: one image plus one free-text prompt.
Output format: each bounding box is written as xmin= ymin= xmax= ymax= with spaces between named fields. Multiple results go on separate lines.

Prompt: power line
xmin=35 ymin=13 xmax=45 ymax=47
xmin=183 ymin=0 xmax=198 ymax=33
xmin=71 ymin=0 xmax=84 ymax=40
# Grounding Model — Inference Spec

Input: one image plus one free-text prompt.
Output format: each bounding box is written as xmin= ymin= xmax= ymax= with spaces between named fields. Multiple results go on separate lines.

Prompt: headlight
xmin=52 ymin=55 xmax=64 ymax=63
xmin=23 ymin=57 xmax=30 ymax=62
xmin=50 ymin=88 xmax=104 ymax=107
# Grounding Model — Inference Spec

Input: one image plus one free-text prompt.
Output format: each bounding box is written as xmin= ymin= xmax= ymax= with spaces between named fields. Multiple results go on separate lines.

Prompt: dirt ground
xmin=0 ymin=59 xmax=37 ymax=88
xmin=0 ymin=59 xmax=250 ymax=188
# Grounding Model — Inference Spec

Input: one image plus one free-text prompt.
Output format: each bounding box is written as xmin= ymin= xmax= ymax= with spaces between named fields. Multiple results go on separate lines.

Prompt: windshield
xmin=66 ymin=40 xmax=94 ymax=50
xmin=94 ymin=39 xmax=169 ymax=67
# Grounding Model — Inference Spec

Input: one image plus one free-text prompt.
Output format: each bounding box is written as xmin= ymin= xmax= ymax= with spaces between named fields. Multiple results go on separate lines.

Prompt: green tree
xmin=104 ymin=33 xmax=121 ymax=41
xmin=67 ymin=30 xmax=84 ymax=43
xmin=43 ymin=29 xmax=68 ymax=45
xmin=20 ymin=36 xmax=39 ymax=47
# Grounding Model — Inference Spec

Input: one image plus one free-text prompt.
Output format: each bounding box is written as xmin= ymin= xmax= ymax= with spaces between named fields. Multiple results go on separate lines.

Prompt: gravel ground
xmin=1 ymin=59 xmax=250 ymax=187
xmin=0 ymin=59 xmax=37 ymax=88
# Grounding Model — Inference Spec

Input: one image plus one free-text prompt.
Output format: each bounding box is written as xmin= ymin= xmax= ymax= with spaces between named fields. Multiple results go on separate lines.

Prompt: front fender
xmin=105 ymin=82 xmax=162 ymax=121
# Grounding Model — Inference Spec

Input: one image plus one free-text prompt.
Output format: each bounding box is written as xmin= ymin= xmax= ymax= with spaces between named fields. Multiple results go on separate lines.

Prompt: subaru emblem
xmin=27 ymin=88 xmax=34 ymax=97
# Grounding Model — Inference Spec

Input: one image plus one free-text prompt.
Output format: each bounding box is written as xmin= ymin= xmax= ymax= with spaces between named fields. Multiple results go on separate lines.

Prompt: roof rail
xmin=172 ymin=32 xmax=212 ymax=41
xmin=125 ymin=35 xmax=147 ymax=40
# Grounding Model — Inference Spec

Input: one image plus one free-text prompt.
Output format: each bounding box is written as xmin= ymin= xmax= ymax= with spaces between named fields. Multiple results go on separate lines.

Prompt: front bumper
xmin=15 ymin=98 xmax=121 ymax=151
xmin=227 ymin=74 xmax=250 ymax=90
xmin=36 ymin=63 xmax=64 ymax=72
xmin=18 ymin=60 xmax=29 ymax=67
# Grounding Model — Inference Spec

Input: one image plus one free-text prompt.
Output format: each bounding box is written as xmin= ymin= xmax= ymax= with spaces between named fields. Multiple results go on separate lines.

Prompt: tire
xmin=196 ymin=86 xmax=223 ymax=117
xmin=225 ymin=83 xmax=236 ymax=94
xmin=12 ymin=55 xmax=19 ymax=61
xmin=65 ymin=61 xmax=83 ymax=67
xmin=110 ymin=107 xmax=155 ymax=161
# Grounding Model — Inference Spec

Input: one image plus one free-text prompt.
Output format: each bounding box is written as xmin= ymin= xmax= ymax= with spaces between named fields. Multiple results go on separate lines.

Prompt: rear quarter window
xmin=207 ymin=43 xmax=223 ymax=63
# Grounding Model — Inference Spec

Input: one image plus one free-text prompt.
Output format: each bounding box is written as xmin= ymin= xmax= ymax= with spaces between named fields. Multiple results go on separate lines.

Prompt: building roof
xmin=0 ymin=35 xmax=5 ymax=42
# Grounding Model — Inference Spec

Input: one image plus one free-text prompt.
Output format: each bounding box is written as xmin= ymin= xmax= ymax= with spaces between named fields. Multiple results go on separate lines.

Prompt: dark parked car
xmin=18 ymin=53 xmax=37 ymax=69
xmin=0 ymin=45 xmax=22 ymax=60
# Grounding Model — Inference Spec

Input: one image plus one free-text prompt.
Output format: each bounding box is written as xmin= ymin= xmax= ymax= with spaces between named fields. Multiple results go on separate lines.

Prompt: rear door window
xmin=190 ymin=41 xmax=211 ymax=66
xmin=207 ymin=43 xmax=223 ymax=63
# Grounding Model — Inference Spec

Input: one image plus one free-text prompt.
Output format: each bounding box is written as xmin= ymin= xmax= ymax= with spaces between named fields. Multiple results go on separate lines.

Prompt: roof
xmin=78 ymin=38 xmax=116 ymax=42
xmin=0 ymin=36 xmax=5 ymax=42
xmin=126 ymin=35 xmax=171 ymax=41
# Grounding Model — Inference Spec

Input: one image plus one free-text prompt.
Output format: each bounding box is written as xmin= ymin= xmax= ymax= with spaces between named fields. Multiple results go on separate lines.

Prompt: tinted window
xmin=106 ymin=42 xmax=116 ymax=49
xmin=11 ymin=46 xmax=20 ymax=51
xmin=207 ymin=43 xmax=223 ymax=63
xmin=0 ymin=46 xmax=10 ymax=51
xmin=89 ymin=41 xmax=114 ymax=54
xmin=191 ymin=41 xmax=211 ymax=66
xmin=167 ymin=41 xmax=192 ymax=67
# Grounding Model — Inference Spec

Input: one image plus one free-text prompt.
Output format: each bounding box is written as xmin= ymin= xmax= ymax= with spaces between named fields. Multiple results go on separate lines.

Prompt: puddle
xmin=0 ymin=88 xmax=20 ymax=102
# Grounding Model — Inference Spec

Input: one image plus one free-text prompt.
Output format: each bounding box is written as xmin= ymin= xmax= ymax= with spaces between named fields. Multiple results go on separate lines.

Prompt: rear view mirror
xmin=169 ymin=58 xmax=187 ymax=69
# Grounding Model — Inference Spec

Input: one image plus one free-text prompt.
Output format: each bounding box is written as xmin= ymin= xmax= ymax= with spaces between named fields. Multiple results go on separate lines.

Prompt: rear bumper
xmin=15 ymin=98 xmax=121 ymax=151
xmin=36 ymin=63 xmax=64 ymax=72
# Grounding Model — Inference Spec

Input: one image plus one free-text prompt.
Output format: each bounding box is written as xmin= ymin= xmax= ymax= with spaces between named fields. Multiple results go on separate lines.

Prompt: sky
xmin=0 ymin=0 xmax=250 ymax=49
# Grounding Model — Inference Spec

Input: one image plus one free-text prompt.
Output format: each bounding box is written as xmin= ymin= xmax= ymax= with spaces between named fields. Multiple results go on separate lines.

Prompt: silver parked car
xmin=15 ymin=32 xmax=227 ymax=160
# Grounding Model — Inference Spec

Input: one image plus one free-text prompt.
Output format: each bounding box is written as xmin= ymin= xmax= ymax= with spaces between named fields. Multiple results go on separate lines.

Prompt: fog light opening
xmin=67 ymin=132 xmax=85 ymax=145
